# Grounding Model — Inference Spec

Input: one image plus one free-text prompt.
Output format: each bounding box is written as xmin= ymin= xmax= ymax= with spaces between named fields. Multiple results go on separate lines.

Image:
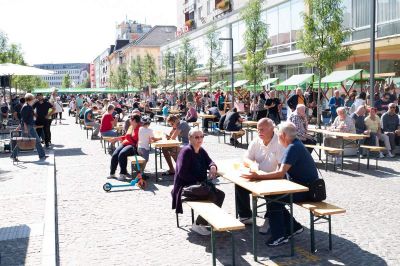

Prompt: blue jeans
xmin=101 ymin=130 xmax=118 ymax=137
xmin=110 ymin=145 xmax=136 ymax=175
xmin=12 ymin=125 xmax=45 ymax=159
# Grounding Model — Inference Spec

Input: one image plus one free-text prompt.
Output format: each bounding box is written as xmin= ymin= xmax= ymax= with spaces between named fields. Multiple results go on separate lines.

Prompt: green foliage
xmin=13 ymin=76 xmax=48 ymax=92
xmin=130 ymin=55 xmax=144 ymax=89
xmin=240 ymin=0 xmax=269 ymax=88
xmin=162 ymin=49 xmax=173 ymax=82
xmin=78 ymin=78 xmax=91 ymax=88
xmin=296 ymin=0 xmax=352 ymax=76
xmin=176 ymin=37 xmax=197 ymax=91
xmin=143 ymin=53 xmax=158 ymax=87
xmin=205 ymin=24 xmax=224 ymax=87
xmin=116 ymin=64 xmax=129 ymax=90
xmin=62 ymin=74 xmax=71 ymax=88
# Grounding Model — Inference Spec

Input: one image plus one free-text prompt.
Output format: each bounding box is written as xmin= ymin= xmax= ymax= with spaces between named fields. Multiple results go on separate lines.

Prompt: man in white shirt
xmin=235 ymin=118 xmax=285 ymax=232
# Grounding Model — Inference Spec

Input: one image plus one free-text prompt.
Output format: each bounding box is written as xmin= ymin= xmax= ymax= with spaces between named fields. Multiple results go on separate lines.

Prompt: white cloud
xmin=0 ymin=0 xmax=177 ymax=65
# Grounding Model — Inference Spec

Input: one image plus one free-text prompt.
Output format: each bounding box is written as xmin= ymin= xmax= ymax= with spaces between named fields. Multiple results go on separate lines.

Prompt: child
xmin=137 ymin=118 xmax=161 ymax=177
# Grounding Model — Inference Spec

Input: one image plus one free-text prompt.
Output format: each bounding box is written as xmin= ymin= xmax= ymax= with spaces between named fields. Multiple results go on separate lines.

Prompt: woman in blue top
xmin=11 ymin=93 xmax=46 ymax=161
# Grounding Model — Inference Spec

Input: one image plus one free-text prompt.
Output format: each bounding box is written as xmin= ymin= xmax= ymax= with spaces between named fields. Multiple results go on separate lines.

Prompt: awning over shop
xmin=276 ymin=74 xmax=314 ymax=90
xmin=321 ymin=69 xmax=364 ymax=84
xmin=245 ymin=85 xmax=264 ymax=92
xmin=233 ymin=80 xmax=248 ymax=88
xmin=191 ymin=82 xmax=210 ymax=90
xmin=261 ymin=78 xmax=279 ymax=86
xmin=211 ymin=80 xmax=227 ymax=89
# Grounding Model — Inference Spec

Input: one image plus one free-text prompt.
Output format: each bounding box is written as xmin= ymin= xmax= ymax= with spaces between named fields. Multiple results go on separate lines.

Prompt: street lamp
xmin=219 ymin=37 xmax=235 ymax=107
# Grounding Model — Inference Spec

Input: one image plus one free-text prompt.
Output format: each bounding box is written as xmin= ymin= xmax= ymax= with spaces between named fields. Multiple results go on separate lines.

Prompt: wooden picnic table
xmin=169 ymin=109 xmax=184 ymax=114
xmin=217 ymin=161 xmax=308 ymax=261
xmin=241 ymin=121 xmax=258 ymax=144
xmin=150 ymin=108 xmax=161 ymax=112
xmin=307 ymin=127 xmax=368 ymax=170
xmin=151 ymin=139 xmax=181 ymax=181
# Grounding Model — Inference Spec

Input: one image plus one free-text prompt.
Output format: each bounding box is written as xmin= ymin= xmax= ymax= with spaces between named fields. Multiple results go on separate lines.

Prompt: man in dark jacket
xmin=203 ymin=105 xmax=221 ymax=132
xmin=287 ymin=87 xmax=307 ymax=112
xmin=33 ymin=93 xmax=55 ymax=148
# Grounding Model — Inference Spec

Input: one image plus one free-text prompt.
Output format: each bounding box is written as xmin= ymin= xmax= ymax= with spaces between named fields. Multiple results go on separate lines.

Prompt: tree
xmin=62 ymin=74 xmax=71 ymax=88
xmin=130 ymin=55 xmax=144 ymax=89
xmin=78 ymin=78 xmax=90 ymax=88
xmin=241 ymin=0 xmax=269 ymax=93
xmin=176 ymin=37 xmax=197 ymax=99
xmin=116 ymin=64 xmax=129 ymax=91
xmin=143 ymin=53 xmax=158 ymax=87
xmin=205 ymin=24 xmax=224 ymax=87
xmin=297 ymin=0 xmax=352 ymax=126
xmin=162 ymin=49 xmax=173 ymax=86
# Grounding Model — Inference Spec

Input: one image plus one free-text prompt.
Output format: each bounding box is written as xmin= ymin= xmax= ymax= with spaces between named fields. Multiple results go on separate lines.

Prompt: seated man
xmin=381 ymin=103 xmax=400 ymax=155
xmin=324 ymin=107 xmax=356 ymax=165
xmin=185 ymin=102 xmax=198 ymax=123
xmin=223 ymin=107 xmax=245 ymax=145
xmin=202 ymin=105 xmax=221 ymax=132
xmin=241 ymin=122 xmax=319 ymax=247
xmin=365 ymin=107 xmax=394 ymax=158
xmin=84 ymin=105 xmax=100 ymax=139
xmin=137 ymin=118 xmax=161 ymax=176
xmin=79 ymin=101 xmax=89 ymax=119
xmin=235 ymin=118 xmax=285 ymax=233
xmin=288 ymin=104 xmax=316 ymax=153
xmin=100 ymin=104 xmax=118 ymax=137
xmin=162 ymin=115 xmax=191 ymax=175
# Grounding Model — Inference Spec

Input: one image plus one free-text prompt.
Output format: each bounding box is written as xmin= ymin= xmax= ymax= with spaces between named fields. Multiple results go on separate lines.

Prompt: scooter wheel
xmin=138 ymin=180 xmax=147 ymax=189
xmin=103 ymin=183 xmax=112 ymax=192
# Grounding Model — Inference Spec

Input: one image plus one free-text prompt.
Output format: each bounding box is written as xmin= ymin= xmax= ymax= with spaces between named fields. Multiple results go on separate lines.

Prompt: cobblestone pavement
xmin=50 ymin=114 xmax=400 ymax=266
xmin=0 ymin=152 xmax=50 ymax=266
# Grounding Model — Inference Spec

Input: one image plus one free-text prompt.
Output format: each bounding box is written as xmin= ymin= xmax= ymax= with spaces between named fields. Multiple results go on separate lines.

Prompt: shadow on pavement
xmin=0 ymin=224 xmax=30 ymax=265
xmin=185 ymin=226 xmax=387 ymax=266
xmin=55 ymin=148 xmax=87 ymax=157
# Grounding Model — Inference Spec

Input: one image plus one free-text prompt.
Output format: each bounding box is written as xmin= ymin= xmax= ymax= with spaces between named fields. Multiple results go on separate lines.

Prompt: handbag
xmin=182 ymin=180 xmax=216 ymax=201
xmin=307 ymin=178 xmax=326 ymax=202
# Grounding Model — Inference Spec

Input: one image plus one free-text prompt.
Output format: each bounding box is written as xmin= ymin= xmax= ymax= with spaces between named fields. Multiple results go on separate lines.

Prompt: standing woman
xmin=53 ymin=97 xmax=64 ymax=124
xmin=256 ymin=92 xmax=268 ymax=120
xmin=11 ymin=93 xmax=46 ymax=161
xmin=107 ymin=114 xmax=141 ymax=181
xmin=171 ymin=129 xmax=225 ymax=236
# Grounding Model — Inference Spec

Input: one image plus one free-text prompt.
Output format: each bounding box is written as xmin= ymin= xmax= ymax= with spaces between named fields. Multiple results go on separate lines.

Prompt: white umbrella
xmin=0 ymin=63 xmax=54 ymax=76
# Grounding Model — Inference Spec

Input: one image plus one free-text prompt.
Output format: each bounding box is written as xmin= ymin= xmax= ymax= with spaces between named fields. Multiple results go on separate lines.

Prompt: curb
xmin=41 ymin=151 xmax=58 ymax=266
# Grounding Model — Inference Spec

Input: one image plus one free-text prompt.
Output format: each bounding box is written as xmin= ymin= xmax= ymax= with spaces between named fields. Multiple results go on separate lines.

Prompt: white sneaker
xmin=378 ymin=152 xmax=385 ymax=159
xmin=107 ymin=174 xmax=116 ymax=179
xmin=239 ymin=217 xmax=253 ymax=225
xmin=117 ymin=174 xmax=126 ymax=181
xmin=191 ymin=224 xmax=210 ymax=236
xmin=259 ymin=219 xmax=270 ymax=235
xmin=387 ymin=152 xmax=395 ymax=158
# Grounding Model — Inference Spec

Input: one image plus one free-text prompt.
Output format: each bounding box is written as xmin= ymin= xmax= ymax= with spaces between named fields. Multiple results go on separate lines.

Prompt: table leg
xmin=252 ymin=195 xmax=257 ymax=262
xmin=211 ymin=228 xmax=216 ymax=266
xmin=155 ymin=147 xmax=158 ymax=182
xmin=341 ymin=139 xmax=344 ymax=170
xmin=290 ymin=194 xmax=294 ymax=256
xmin=231 ymin=232 xmax=236 ymax=266
xmin=159 ymin=147 xmax=162 ymax=169
xmin=357 ymin=141 xmax=361 ymax=170
xmin=367 ymin=149 xmax=370 ymax=169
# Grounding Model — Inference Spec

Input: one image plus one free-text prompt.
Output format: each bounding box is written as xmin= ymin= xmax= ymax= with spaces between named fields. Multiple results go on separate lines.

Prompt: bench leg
xmin=376 ymin=156 xmax=379 ymax=170
xmin=328 ymin=215 xmax=332 ymax=251
xmin=231 ymin=232 xmax=236 ymax=266
xmin=309 ymin=211 xmax=316 ymax=253
xmin=191 ymin=208 xmax=194 ymax=225
xmin=252 ymin=196 xmax=258 ymax=261
xmin=176 ymin=213 xmax=180 ymax=228
xmin=86 ymin=129 xmax=89 ymax=139
xmin=366 ymin=149 xmax=370 ymax=169
xmin=211 ymin=228 xmax=216 ymax=266
xmin=325 ymin=153 xmax=328 ymax=172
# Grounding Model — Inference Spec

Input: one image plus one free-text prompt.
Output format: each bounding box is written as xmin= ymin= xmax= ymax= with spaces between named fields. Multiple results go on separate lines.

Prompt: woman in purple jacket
xmin=171 ymin=129 xmax=225 ymax=236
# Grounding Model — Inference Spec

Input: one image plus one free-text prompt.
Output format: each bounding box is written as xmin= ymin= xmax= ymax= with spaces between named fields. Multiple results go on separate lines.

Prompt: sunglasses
xmin=193 ymin=135 xmax=204 ymax=140
xmin=390 ymin=106 xmax=396 ymax=109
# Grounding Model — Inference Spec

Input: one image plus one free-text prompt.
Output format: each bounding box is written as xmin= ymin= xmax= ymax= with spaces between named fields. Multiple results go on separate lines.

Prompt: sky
xmin=0 ymin=0 xmax=177 ymax=65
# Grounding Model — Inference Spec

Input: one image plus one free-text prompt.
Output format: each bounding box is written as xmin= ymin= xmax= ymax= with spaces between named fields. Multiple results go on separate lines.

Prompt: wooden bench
xmin=296 ymin=201 xmax=346 ymax=253
xmin=359 ymin=145 xmax=386 ymax=169
xmin=189 ymin=121 xmax=200 ymax=129
xmin=223 ymin=131 xmax=244 ymax=148
xmin=127 ymin=155 xmax=146 ymax=176
xmin=244 ymin=127 xmax=257 ymax=145
xmin=177 ymin=201 xmax=245 ymax=266
xmin=305 ymin=144 xmax=343 ymax=171
xmin=101 ymin=136 xmax=115 ymax=154
xmin=83 ymin=125 xmax=94 ymax=139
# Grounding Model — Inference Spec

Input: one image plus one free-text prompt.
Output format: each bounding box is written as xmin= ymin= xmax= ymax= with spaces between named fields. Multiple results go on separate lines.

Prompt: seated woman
xmin=100 ymin=104 xmax=118 ymax=137
xmin=185 ymin=102 xmax=198 ymax=123
xmin=107 ymin=114 xmax=141 ymax=181
xmin=171 ymin=129 xmax=225 ymax=236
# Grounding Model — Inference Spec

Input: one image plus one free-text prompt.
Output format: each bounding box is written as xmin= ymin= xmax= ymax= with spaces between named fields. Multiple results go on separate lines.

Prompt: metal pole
xmin=173 ymin=57 xmax=176 ymax=105
xmin=370 ymin=0 xmax=376 ymax=106
xmin=230 ymin=38 xmax=234 ymax=107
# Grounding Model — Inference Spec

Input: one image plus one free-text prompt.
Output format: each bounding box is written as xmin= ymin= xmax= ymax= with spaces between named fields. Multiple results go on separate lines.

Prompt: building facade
xmin=92 ymin=48 xmax=110 ymax=88
xmin=162 ymin=0 xmax=400 ymax=83
xmin=34 ymin=63 xmax=90 ymax=88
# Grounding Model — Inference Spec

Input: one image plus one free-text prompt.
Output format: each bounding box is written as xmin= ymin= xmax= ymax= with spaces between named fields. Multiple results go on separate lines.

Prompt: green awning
xmin=321 ymin=69 xmax=364 ymax=83
xmin=246 ymin=85 xmax=264 ymax=92
xmin=261 ymin=78 xmax=279 ymax=86
xmin=211 ymin=80 xmax=227 ymax=89
xmin=233 ymin=80 xmax=248 ymax=87
xmin=191 ymin=82 xmax=210 ymax=90
xmin=275 ymin=74 xmax=314 ymax=91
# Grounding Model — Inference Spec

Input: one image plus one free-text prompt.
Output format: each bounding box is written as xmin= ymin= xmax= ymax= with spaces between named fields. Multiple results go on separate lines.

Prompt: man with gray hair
xmin=288 ymin=104 xmax=316 ymax=152
xmin=241 ymin=122 xmax=319 ymax=247
xmin=329 ymin=89 xmax=344 ymax=123
xmin=381 ymin=103 xmax=400 ymax=154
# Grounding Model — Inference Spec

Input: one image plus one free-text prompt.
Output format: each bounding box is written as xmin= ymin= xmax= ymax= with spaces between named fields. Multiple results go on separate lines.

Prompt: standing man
xmin=329 ymin=90 xmax=344 ymax=123
xmin=235 ymin=118 xmax=285 ymax=233
xmin=33 ymin=93 xmax=55 ymax=148
xmin=287 ymin=87 xmax=307 ymax=112
xmin=265 ymin=90 xmax=281 ymax=125
xmin=241 ymin=122 xmax=319 ymax=246
xmin=75 ymin=94 xmax=84 ymax=124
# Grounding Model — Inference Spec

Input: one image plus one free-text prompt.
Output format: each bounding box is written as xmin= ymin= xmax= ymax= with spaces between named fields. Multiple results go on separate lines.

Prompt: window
xmin=198 ymin=6 xmax=202 ymax=19
xmin=278 ymin=2 xmax=291 ymax=45
xmin=207 ymin=0 xmax=210 ymax=15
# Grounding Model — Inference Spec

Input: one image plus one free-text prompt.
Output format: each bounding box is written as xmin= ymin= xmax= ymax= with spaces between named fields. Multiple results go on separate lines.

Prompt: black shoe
xmin=266 ymin=236 xmax=289 ymax=247
xmin=230 ymin=138 xmax=235 ymax=145
xmin=39 ymin=155 xmax=49 ymax=160
xmin=287 ymin=225 xmax=304 ymax=239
